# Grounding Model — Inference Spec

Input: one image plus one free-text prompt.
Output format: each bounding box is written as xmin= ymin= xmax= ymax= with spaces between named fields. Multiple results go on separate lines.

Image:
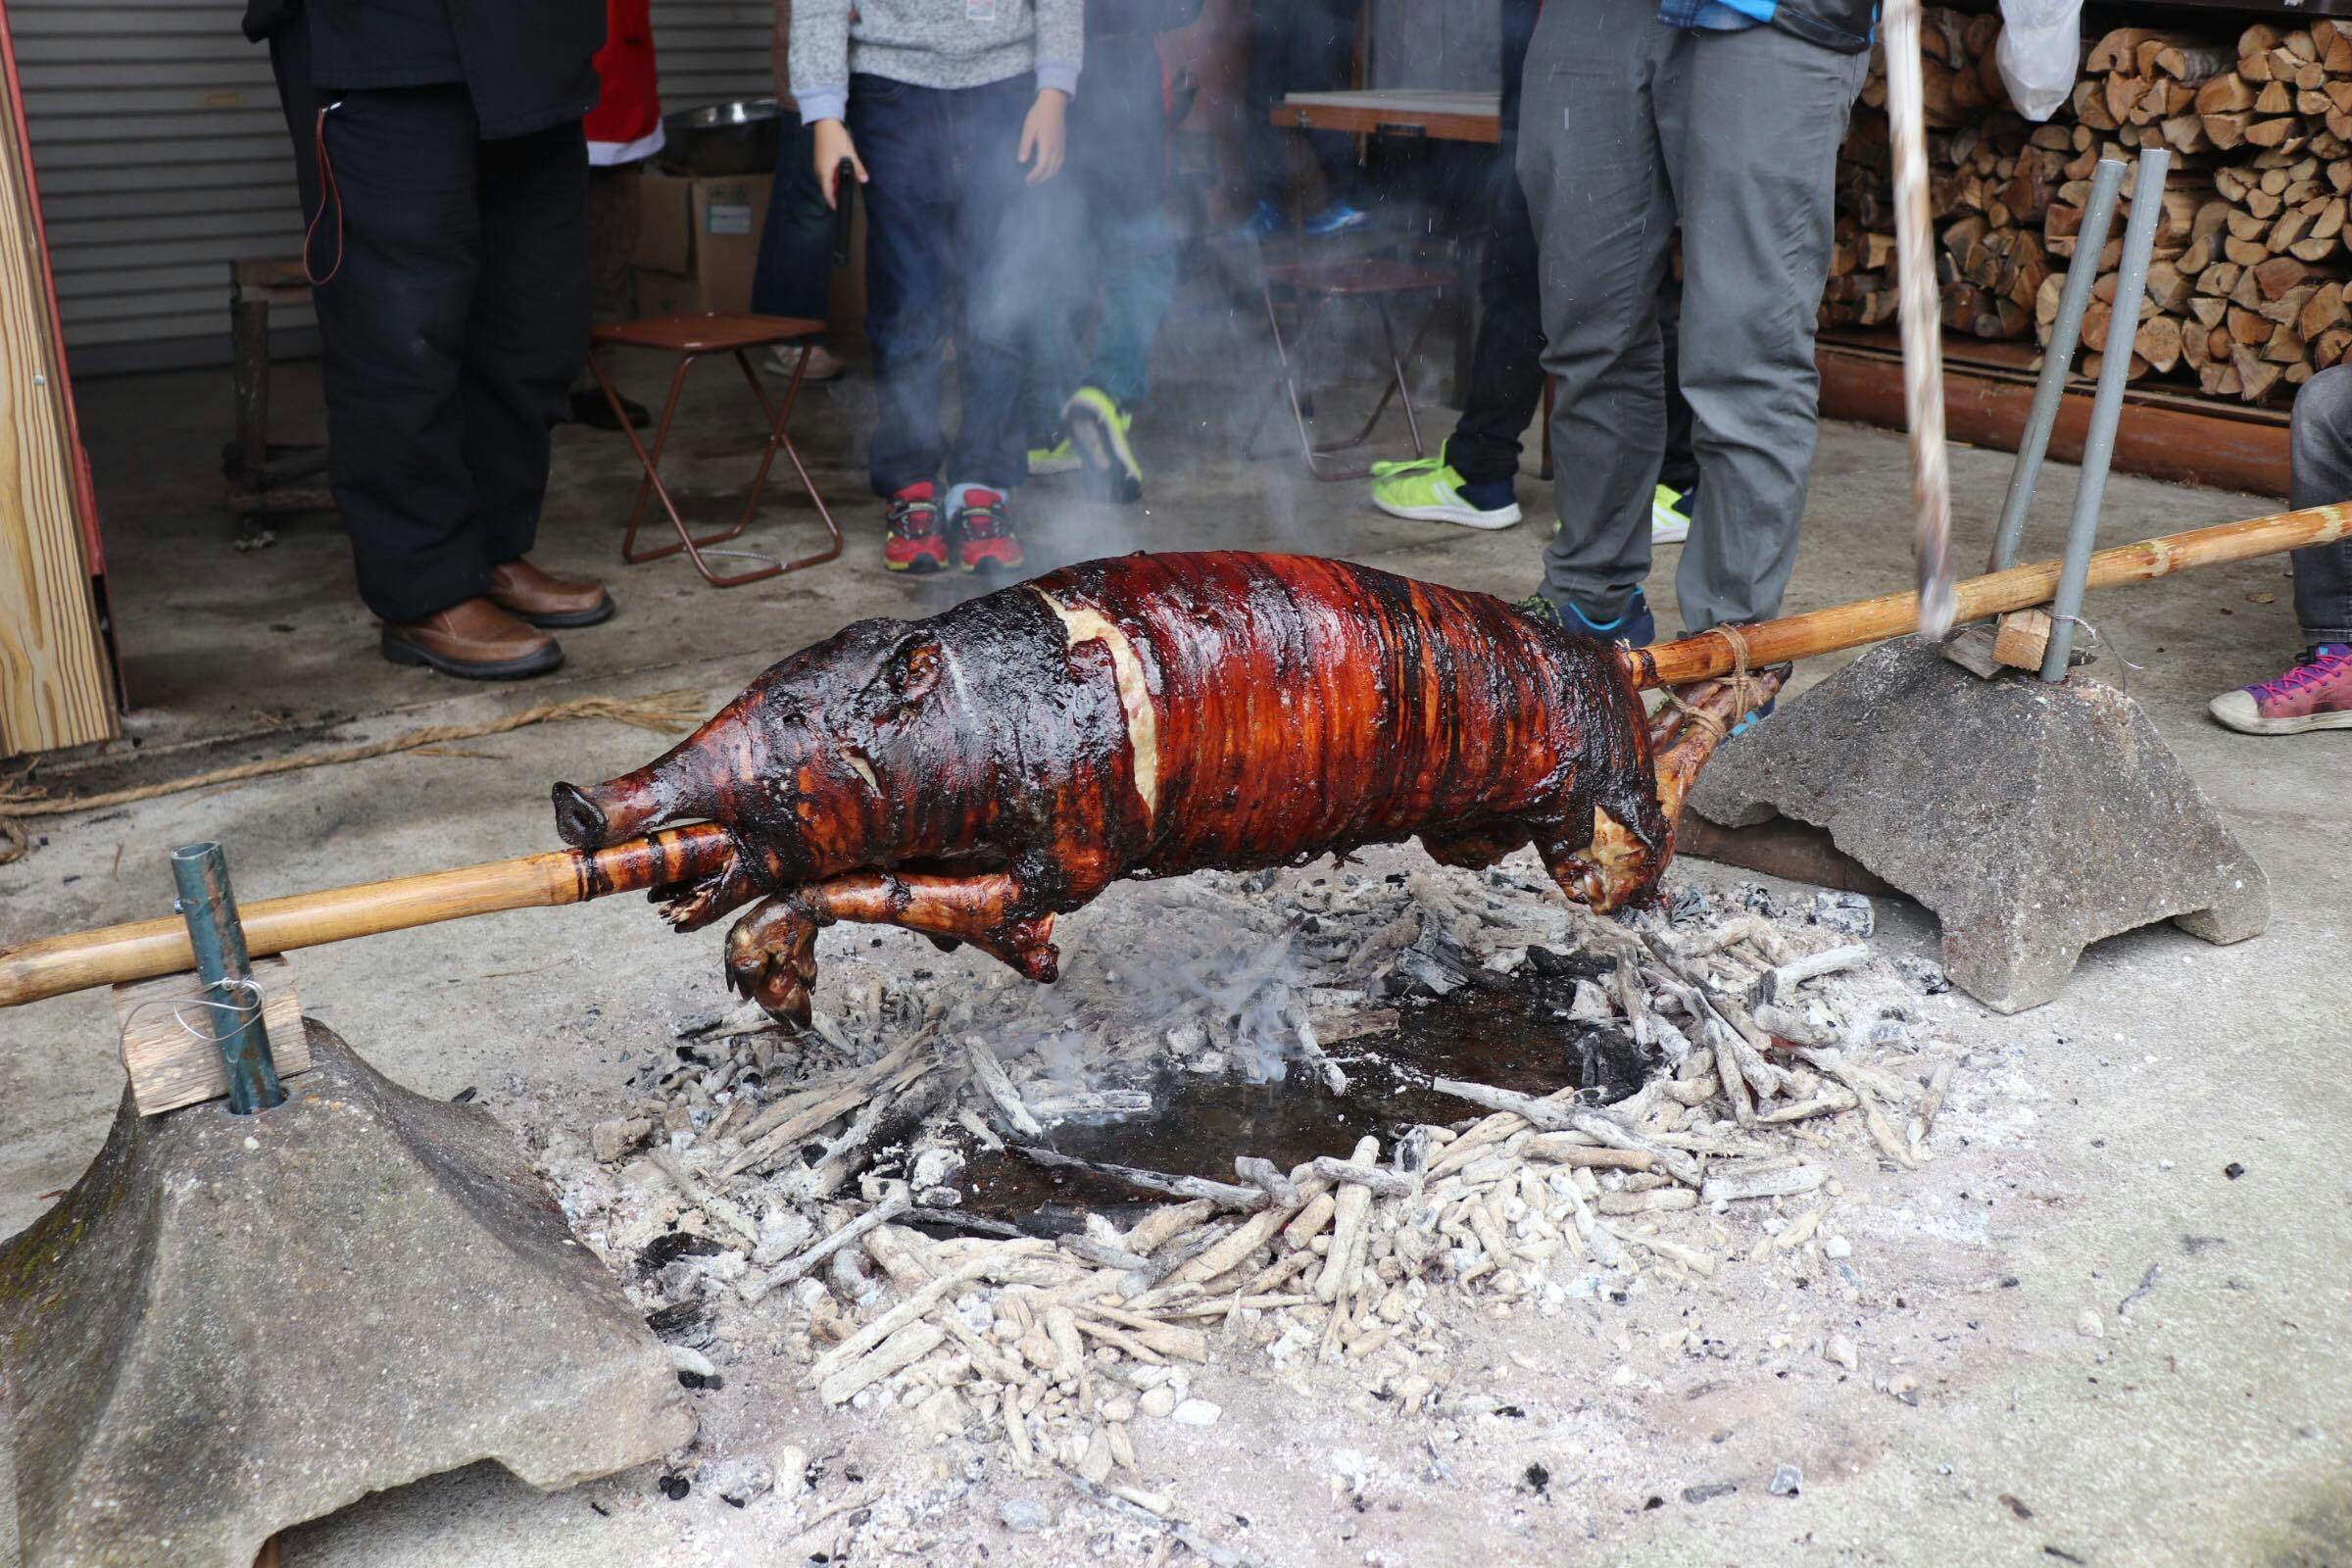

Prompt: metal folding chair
xmin=1241 ymin=257 xmax=1450 ymax=482
xmin=587 ymin=312 xmax=843 ymax=588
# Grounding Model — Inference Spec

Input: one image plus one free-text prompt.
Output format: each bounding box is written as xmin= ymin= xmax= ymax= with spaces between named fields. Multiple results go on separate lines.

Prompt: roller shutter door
xmin=12 ymin=0 xmax=772 ymax=376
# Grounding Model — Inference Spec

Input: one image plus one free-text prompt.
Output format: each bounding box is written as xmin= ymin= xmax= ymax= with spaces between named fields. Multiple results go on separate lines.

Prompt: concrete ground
xmin=2 ymin=311 xmax=2346 ymax=1566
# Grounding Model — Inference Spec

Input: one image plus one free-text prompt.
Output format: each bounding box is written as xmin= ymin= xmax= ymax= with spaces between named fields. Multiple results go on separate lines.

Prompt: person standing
xmin=1020 ymin=0 xmax=1200 ymax=504
xmin=1369 ymin=0 xmax=1700 ymax=545
xmin=793 ymin=0 xmax=1083 ymax=574
xmin=1518 ymin=0 xmax=1871 ymax=649
xmin=1239 ymin=0 xmax=1365 ymax=238
xmin=569 ymin=0 xmax=662 ymax=431
xmin=243 ymin=0 xmax=613 ymax=680
xmin=751 ymin=1 xmax=850 ymax=385
xmin=2209 ymin=366 xmax=2352 ymax=733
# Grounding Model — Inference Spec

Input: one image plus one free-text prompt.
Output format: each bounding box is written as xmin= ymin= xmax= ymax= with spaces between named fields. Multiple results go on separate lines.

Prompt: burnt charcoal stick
xmin=554 ymin=551 xmax=1771 ymax=1026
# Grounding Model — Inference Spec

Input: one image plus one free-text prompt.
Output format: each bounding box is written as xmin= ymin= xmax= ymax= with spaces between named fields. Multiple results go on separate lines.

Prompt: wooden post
xmin=0 ymin=5 xmax=116 ymax=757
xmin=231 ymin=279 xmax=270 ymax=490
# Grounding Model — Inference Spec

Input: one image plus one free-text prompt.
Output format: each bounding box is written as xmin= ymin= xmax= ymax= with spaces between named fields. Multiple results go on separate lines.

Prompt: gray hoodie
xmin=790 ymin=0 xmax=1083 ymax=125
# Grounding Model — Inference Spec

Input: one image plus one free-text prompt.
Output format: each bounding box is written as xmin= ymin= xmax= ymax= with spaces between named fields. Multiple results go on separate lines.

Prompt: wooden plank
xmin=1816 ymin=335 xmax=2292 ymax=496
xmin=112 ymin=954 xmax=311 ymax=1116
xmin=1274 ymin=89 xmax=1500 ymax=145
xmin=0 ymin=6 xmax=115 ymax=757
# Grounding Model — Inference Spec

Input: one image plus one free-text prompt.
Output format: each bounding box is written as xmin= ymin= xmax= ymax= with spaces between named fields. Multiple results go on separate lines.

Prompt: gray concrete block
xmin=0 ymin=1021 xmax=694 ymax=1568
xmin=1688 ymin=638 xmax=2269 ymax=1013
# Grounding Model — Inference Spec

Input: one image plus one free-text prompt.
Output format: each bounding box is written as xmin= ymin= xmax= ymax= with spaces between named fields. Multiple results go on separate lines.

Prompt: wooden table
xmin=1273 ymin=89 xmax=1502 ymax=144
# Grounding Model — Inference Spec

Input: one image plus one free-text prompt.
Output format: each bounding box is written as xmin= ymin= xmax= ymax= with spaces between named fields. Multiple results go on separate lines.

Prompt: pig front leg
xmin=653 ymin=845 xmax=762 ymax=932
xmin=724 ymin=872 xmax=1065 ymax=1025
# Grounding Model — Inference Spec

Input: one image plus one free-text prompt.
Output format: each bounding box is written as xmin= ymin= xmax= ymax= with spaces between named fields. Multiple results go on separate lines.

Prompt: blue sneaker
xmin=1517 ymin=591 xmax=1656 ymax=649
xmin=1303 ymin=201 xmax=1371 ymax=238
xmin=1227 ymin=198 xmax=1284 ymax=240
xmin=1729 ymin=696 xmax=1776 ymax=737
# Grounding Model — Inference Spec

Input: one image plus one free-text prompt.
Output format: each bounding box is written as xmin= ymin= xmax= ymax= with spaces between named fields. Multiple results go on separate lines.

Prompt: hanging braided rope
xmin=0 ymin=689 xmax=706 ymax=866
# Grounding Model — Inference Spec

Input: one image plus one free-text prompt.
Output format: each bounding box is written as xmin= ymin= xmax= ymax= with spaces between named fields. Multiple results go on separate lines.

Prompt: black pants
xmin=1245 ymin=0 xmax=1358 ymax=210
xmin=1447 ymin=146 xmax=1696 ymax=493
xmin=270 ymin=31 xmax=589 ymax=623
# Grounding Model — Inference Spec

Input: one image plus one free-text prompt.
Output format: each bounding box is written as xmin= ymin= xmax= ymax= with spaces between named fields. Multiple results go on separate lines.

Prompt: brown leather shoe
xmin=487 ymin=557 xmax=615 ymax=628
xmin=381 ymin=597 xmax=564 ymax=680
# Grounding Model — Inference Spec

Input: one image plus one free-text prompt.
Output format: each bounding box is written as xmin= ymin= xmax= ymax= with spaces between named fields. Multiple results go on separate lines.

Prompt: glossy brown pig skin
xmin=553 ymin=552 xmax=1674 ymax=1022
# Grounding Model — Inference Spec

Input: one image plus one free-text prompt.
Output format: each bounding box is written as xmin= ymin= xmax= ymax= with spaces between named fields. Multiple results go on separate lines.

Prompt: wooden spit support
xmin=0 ymin=500 xmax=2343 ymax=1013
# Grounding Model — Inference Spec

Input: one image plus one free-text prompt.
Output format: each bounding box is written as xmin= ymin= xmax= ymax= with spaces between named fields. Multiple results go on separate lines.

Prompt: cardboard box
xmin=633 ymin=170 xmax=772 ymax=315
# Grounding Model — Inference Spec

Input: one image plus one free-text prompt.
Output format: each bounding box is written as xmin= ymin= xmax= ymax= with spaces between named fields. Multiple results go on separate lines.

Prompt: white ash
xmin=539 ymin=847 xmax=1983 ymax=1533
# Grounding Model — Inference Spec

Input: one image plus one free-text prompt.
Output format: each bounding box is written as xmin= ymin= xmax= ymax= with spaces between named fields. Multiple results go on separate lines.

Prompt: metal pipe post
xmin=2041 ymin=148 xmax=2171 ymax=681
xmin=1988 ymin=157 xmax=2128 ymax=573
xmin=171 ymin=841 xmax=284 ymax=1114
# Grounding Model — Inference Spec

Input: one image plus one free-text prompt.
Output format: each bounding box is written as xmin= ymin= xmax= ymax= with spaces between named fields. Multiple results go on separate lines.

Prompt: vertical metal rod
xmin=2041 ymin=148 xmax=2171 ymax=682
xmin=171 ymin=841 xmax=283 ymax=1114
xmin=1989 ymin=158 xmax=2128 ymax=573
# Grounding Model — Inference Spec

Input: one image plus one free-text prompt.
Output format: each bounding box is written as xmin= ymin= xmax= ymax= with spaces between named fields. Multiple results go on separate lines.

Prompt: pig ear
xmin=884 ymin=641 xmax=944 ymax=706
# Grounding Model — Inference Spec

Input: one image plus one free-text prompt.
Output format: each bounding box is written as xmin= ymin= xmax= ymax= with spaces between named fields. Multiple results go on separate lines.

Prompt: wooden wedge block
xmin=1993 ymin=609 xmax=2055 ymax=671
xmin=113 ymin=954 xmax=310 ymax=1115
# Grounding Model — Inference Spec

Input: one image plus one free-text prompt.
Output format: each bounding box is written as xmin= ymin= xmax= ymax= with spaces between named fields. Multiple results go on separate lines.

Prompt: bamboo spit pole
xmin=3 ymin=504 xmax=2345 ymax=1011
xmin=0 ymin=822 xmax=735 ymax=1010
xmin=1627 ymin=502 xmax=2352 ymax=690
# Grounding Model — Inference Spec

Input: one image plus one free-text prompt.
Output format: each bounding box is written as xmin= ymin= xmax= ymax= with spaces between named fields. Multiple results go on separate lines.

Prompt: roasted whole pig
xmin=554 ymin=553 xmax=1776 ymax=1023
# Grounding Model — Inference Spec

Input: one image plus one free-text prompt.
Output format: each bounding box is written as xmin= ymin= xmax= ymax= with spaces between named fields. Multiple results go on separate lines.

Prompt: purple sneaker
xmin=2208 ymin=644 xmax=2352 ymax=734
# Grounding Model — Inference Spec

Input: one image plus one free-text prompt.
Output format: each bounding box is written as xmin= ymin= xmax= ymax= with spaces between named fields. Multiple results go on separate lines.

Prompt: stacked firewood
xmin=1827 ymin=11 xmax=2051 ymax=338
xmin=1827 ymin=15 xmax=2352 ymax=405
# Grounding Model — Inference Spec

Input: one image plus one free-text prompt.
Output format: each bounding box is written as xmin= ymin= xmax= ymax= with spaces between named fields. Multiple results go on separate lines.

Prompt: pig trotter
xmin=725 ymin=897 xmax=821 ymax=1026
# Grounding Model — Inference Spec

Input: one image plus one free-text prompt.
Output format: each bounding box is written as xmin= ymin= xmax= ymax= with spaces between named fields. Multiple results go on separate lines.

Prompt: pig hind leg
xmin=725 ymin=871 xmax=1064 ymax=1025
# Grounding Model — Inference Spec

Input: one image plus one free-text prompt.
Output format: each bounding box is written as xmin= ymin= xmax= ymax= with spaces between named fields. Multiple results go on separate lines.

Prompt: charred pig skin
xmin=552 ymin=552 xmax=1769 ymax=1023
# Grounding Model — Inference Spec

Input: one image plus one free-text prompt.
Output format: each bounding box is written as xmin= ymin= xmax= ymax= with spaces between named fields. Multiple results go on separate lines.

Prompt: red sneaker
xmin=2208 ymin=643 xmax=2352 ymax=734
xmin=882 ymin=482 xmax=948 ymax=573
xmin=953 ymin=487 xmax=1024 ymax=573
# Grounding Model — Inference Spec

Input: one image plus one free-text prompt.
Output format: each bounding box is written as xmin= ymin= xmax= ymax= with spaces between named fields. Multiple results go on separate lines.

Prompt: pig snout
xmin=553 ymin=759 xmax=688 ymax=848
xmin=551 ymin=780 xmax=618 ymax=847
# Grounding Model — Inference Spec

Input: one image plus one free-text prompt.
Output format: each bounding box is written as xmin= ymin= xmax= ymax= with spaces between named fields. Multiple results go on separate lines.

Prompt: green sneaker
xmin=1651 ymin=482 xmax=1691 ymax=545
xmin=1065 ymin=385 xmax=1143 ymax=504
xmin=1028 ymin=432 xmax=1080 ymax=476
xmin=1370 ymin=441 xmax=1520 ymax=530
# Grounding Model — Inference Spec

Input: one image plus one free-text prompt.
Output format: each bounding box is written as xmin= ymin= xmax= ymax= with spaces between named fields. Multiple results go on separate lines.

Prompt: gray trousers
xmin=1519 ymin=4 xmax=1867 ymax=632
xmin=2287 ymin=366 xmax=2352 ymax=645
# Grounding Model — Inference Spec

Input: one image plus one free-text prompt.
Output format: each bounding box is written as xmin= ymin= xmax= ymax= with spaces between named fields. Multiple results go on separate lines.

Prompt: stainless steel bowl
xmin=661 ymin=99 xmax=790 ymax=177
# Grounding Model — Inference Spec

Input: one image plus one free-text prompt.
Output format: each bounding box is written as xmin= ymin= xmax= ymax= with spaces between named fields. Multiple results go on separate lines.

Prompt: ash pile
xmin=542 ymin=849 xmax=1964 ymax=1530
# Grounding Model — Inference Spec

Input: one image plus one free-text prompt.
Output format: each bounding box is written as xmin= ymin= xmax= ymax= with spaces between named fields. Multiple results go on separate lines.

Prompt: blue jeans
xmin=1019 ymin=189 xmax=1179 ymax=439
xmin=850 ymin=74 xmax=1033 ymax=497
xmin=752 ymin=117 xmax=834 ymax=322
